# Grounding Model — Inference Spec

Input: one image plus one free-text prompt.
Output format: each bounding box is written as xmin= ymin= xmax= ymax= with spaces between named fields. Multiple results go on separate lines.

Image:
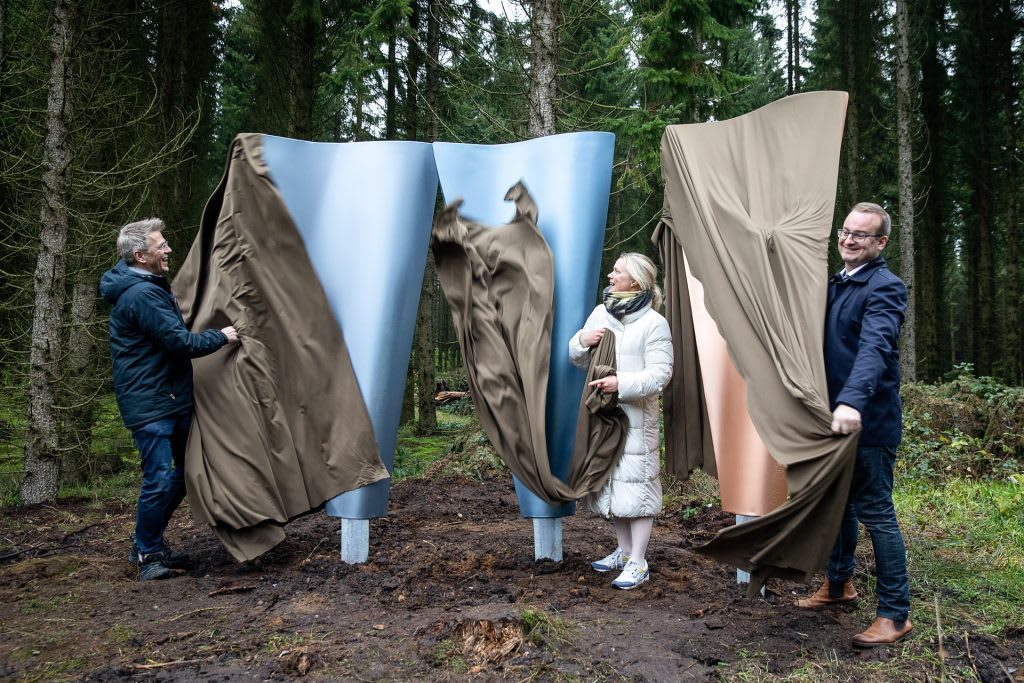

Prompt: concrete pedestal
xmin=340 ymin=518 xmax=369 ymax=564
xmin=735 ymin=514 xmax=765 ymax=595
xmin=533 ymin=518 xmax=563 ymax=562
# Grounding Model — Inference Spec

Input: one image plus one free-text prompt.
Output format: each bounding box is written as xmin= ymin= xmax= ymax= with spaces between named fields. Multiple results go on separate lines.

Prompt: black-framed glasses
xmin=836 ymin=228 xmax=883 ymax=243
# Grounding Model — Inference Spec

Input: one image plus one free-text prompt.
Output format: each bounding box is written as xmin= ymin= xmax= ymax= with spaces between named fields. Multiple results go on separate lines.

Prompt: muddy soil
xmin=1 ymin=472 xmax=1021 ymax=681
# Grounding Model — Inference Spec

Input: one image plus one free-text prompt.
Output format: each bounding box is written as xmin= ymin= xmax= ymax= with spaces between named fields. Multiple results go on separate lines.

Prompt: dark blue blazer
xmin=824 ymin=256 xmax=907 ymax=447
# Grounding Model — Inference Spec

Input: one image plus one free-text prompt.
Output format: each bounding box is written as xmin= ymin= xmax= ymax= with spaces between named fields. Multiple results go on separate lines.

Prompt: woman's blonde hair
xmin=618 ymin=252 xmax=663 ymax=310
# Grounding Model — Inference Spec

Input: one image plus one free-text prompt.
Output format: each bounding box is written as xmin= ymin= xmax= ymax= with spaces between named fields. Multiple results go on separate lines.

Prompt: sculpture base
xmin=340 ymin=518 xmax=369 ymax=564
xmin=735 ymin=514 xmax=765 ymax=595
xmin=533 ymin=518 xmax=563 ymax=562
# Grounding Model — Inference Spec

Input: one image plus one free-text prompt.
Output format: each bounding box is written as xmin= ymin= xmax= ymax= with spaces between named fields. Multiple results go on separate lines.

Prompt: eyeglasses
xmin=836 ymin=228 xmax=883 ymax=243
xmin=151 ymin=240 xmax=170 ymax=252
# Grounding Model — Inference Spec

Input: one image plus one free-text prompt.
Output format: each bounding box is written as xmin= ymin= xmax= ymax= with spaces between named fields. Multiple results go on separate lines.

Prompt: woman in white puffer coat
xmin=569 ymin=252 xmax=673 ymax=590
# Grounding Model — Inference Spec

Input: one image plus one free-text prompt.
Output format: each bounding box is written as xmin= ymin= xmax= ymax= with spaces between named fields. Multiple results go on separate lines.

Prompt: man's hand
xmin=589 ymin=375 xmax=619 ymax=394
xmin=221 ymin=326 xmax=240 ymax=344
xmin=831 ymin=404 xmax=861 ymax=434
xmin=580 ymin=328 xmax=605 ymax=347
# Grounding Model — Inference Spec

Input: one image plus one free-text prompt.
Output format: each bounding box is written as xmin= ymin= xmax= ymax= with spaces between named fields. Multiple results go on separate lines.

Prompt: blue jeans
xmin=131 ymin=412 xmax=191 ymax=555
xmin=826 ymin=446 xmax=910 ymax=622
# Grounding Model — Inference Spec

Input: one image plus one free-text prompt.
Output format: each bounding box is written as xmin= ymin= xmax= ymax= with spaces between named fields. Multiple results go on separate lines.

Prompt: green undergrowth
xmin=896 ymin=474 xmax=1024 ymax=634
xmin=392 ymin=411 xmax=475 ymax=479
xmin=403 ymin=408 xmax=508 ymax=481
xmin=900 ymin=365 xmax=1024 ymax=479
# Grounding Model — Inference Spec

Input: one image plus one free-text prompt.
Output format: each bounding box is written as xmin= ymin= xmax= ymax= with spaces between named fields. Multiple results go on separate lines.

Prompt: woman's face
xmin=608 ymin=258 xmax=639 ymax=292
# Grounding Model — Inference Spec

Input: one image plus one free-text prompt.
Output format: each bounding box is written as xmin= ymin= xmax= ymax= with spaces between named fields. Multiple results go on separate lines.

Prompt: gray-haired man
xmin=100 ymin=218 xmax=238 ymax=580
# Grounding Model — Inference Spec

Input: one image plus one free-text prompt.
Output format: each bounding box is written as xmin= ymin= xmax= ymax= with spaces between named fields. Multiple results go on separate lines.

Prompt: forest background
xmin=0 ymin=0 xmax=1022 ymax=506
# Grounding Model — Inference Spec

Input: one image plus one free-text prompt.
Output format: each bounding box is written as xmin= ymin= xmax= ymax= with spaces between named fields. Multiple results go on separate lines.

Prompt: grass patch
xmin=896 ymin=473 xmax=1024 ymax=633
xmin=661 ymin=468 xmax=720 ymax=513
xmin=263 ymin=628 xmax=328 ymax=654
xmin=720 ymin=648 xmax=934 ymax=682
xmin=110 ymin=623 xmax=139 ymax=643
xmin=19 ymin=592 xmax=78 ymax=615
xmin=426 ymin=638 xmax=469 ymax=674
xmin=57 ymin=468 xmax=139 ymax=504
xmin=520 ymin=607 xmax=575 ymax=650
xmin=0 ymin=392 xmax=136 ymax=506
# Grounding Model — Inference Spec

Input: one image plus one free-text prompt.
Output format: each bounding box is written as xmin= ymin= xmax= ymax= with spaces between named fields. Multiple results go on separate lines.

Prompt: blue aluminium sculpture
xmin=261 ymin=136 xmax=439 ymax=560
xmin=260 ymin=133 xmax=614 ymax=562
xmin=433 ymin=133 xmax=615 ymax=558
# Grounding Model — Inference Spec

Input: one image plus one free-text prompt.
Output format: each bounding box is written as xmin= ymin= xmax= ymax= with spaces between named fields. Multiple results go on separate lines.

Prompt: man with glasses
xmin=794 ymin=202 xmax=912 ymax=647
xmin=100 ymin=218 xmax=239 ymax=580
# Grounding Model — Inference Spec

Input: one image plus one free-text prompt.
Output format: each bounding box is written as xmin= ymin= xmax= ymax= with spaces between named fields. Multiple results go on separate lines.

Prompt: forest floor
xmin=1 ymin=455 xmax=1023 ymax=683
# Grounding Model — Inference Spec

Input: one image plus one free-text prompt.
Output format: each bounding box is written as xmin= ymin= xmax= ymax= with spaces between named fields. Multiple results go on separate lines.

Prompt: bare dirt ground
xmin=1 ymin=470 xmax=1022 ymax=682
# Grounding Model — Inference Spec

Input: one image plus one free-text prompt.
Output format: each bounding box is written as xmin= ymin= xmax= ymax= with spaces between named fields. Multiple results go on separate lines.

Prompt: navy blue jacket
xmin=824 ymin=256 xmax=907 ymax=447
xmin=100 ymin=261 xmax=227 ymax=429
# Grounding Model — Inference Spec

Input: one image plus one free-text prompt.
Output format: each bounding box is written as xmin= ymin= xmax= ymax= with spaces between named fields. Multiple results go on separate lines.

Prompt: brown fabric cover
xmin=173 ymin=134 xmax=389 ymax=562
xmin=656 ymin=92 xmax=859 ymax=590
xmin=655 ymin=220 xmax=716 ymax=479
xmin=432 ymin=182 xmax=628 ymax=504
xmin=566 ymin=331 xmax=629 ymax=496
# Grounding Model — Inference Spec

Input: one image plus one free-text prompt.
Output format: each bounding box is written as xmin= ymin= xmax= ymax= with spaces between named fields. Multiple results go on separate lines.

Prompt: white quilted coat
xmin=568 ymin=303 xmax=673 ymax=518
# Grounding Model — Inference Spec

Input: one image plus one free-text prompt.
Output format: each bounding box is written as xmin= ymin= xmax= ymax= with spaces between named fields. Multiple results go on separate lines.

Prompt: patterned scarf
xmin=602 ymin=286 xmax=652 ymax=321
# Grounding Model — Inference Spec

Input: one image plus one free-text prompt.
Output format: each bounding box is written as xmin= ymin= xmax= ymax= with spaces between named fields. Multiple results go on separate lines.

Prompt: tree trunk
xmin=22 ymin=0 xmax=76 ymax=505
xmin=786 ymin=0 xmax=793 ymax=95
xmin=528 ymin=0 xmax=558 ymax=138
xmin=793 ymin=0 xmax=800 ymax=92
xmin=355 ymin=81 xmax=364 ymax=140
xmin=153 ymin=0 xmax=218 ymax=231
xmin=61 ymin=268 xmax=103 ymax=483
xmin=404 ymin=0 xmax=421 ymax=141
xmin=894 ymin=0 xmax=916 ymax=382
xmin=415 ymin=256 xmax=437 ymax=432
xmin=961 ymin=0 xmax=996 ymax=375
xmin=154 ymin=0 xmax=183 ymax=226
xmin=998 ymin=0 xmax=1020 ymax=383
xmin=426 ymin=0 xmax=440 ymax=142
xmin=917 ymin=0 xmax=948 ymax=380
xmin=288 ymin=0 xmax=318 ymax=140
xmin=412 ymin=0 xmax=437 ymax=432
xmin=386 ymin=32 xmax=397 ymax=139
xmin=843 ymin=0 xmax=861 ymax=205
xmin=0 ymin=0 xmax=6 ymax=85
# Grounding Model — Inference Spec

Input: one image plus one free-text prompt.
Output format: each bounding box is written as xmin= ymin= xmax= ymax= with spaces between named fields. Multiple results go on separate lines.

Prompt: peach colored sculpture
xmin=685 ymin=258 xmax=788 ymax=517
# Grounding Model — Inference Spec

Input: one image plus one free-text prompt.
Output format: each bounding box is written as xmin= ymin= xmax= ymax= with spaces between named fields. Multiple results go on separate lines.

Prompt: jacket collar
xmin=621 ymin=303 xmax=652 ymax=324
xmin=831 ymin=256 xmax=887 ymax=285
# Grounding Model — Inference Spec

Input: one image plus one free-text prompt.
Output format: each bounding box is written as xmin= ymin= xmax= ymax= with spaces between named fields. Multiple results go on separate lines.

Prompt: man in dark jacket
xmin=100 ymin=218 xmax=239 ymax=580
xmin=795 ymin=202 xmax=912 ymax=647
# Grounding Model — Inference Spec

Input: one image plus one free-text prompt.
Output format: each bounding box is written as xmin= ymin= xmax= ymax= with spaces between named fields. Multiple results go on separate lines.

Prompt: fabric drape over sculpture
xmin=656 ymin=91 xmax=859 ymax=589
xmin=174 ymin=134 xmax=389 ymax=561
xmin=432 ymin=182 xmax=628 ymax=504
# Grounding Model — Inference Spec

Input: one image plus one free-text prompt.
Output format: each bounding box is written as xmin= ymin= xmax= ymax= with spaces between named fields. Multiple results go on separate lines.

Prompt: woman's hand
xmin=580 ymin=328 xmax=605 ymax=347
xmin=589 ymin=375 xmax=618 ymax=393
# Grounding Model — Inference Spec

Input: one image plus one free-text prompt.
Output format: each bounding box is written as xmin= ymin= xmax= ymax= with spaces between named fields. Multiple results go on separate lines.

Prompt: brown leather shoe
xmin=851 ymin=617 xmax=913 ymax=648
xmin=794 ymin=579 xmax=858 ymax=608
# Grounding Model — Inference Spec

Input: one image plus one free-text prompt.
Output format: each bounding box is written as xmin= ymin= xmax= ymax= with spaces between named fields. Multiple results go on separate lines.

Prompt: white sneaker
xmin=591 ymin=548 xmax=629 ymax=573
xmin=612 ymin=559 xmax=649 ymax=589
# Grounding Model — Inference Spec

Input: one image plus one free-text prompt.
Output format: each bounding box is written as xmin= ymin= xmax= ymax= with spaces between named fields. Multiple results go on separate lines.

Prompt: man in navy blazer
xmin=795 ymin=202 xmax=912 ymax=648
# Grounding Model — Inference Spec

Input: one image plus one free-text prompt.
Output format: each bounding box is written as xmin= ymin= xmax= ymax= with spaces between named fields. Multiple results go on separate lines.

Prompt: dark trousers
xmin=131 ymin=412 xmax=190 ymax=556
xmin=826 ymin=445 xmax=911 ymax=622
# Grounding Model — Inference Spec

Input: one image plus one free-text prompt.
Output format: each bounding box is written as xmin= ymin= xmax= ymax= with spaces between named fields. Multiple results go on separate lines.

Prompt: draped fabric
xmin=656 ymin=92 xmax=859 ymax=590
xmin=655 ymin=220 xmax=717 ymax=480
xmin=174 ymin=134 xmax=389 ymax=561
xmin=432 ymin=182 xmax=628 ymax=504
xmin=566 ymin=331 xmax=629 ymax=497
